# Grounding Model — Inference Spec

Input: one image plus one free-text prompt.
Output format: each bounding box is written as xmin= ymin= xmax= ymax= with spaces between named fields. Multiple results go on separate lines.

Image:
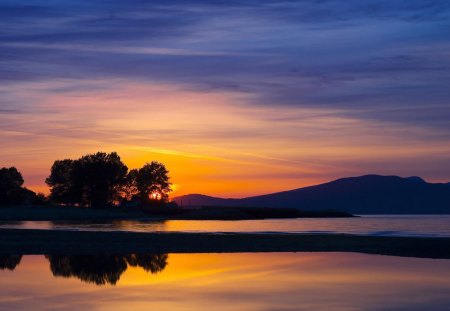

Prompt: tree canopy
xmin=131 ymin=161 xmax=171 ymax=204
xmin=45 ymin=159 xmax=79 ymax=205
xmin=0 ymin=167 xmax=35 ymax=205
xmin=46 ymin=152 xmax=171 ymax=208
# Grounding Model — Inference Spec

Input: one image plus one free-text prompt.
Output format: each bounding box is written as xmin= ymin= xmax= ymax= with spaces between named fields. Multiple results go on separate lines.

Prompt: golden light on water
xmin=2 ymin=253 xmax=450 ymax=310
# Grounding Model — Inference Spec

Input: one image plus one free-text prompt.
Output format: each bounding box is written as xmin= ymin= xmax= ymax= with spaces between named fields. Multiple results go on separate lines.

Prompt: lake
xmin=1 ymin=252 xmax=450 ymax=310
xmin=2 ymin=216 xmax=450 ymax=309
xmin=1 ymin=215 xmax=450 ymax=237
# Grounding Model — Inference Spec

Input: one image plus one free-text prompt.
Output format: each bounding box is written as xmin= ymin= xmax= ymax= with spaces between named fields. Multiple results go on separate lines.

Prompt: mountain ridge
xmin=172 ymin=175 xmax=450 ymax=214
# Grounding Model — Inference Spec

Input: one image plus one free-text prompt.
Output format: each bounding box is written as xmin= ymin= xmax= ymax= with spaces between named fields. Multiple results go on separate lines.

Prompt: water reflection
xmin=0 ymin=254 xmax=168 ymax=285
xmin=0 ymin=255 xmax=22 ymax=270
xmin=1 ymin=253 xmax=450 ymax=310
xmin=50 ymin=220 xmax=169 ymax=233
xmin=1 ymin=215 xmax=450 ymax=237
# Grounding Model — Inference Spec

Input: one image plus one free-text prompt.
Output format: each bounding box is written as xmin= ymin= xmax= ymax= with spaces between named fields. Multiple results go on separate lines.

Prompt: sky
xmin=1 ymin=0 xmax=450 ymax=198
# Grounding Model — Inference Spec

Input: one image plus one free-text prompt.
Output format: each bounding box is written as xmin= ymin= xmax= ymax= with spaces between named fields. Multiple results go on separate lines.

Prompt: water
xmin=1 ymin=215 xmax=450 ymax=237
xmin=1 ymin=252 xmax=450 ymax=310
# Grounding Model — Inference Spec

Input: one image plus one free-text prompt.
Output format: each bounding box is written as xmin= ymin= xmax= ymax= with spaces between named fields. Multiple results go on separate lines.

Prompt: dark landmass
xmin=1 ymin=229 xmax=450 ymax=259
xmin=173 ymin=175 xmax=450 ymax=214
xmin=166 ymin=206 xmax=354 ymax=220
xmin=0 ymin=205 xmax=144 ymax=221
xmin=0 ymin=205 xmax=353 ymax=221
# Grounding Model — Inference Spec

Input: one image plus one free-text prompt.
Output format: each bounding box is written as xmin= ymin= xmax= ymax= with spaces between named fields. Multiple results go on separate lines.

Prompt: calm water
xmin=1 ymin=252 xmax=450 ymax=310
xmin=1 ymin=215 xmax=450 ymax=237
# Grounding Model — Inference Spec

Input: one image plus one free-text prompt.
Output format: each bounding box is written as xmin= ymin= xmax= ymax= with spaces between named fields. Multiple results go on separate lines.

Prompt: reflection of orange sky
xmin=118 ymin=252 xmax=450 ymax=288
xmin=2 ymin=80 xmax=449 ymax=198
xmin=3 ymin=253 xmax=450 ymax=311
xmin=118 ymin=253 xmax=316 ymax=287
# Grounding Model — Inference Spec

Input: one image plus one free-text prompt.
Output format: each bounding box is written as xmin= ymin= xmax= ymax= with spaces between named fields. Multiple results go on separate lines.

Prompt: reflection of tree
xmin=125 ymin=254 xmax=168 ymax=273
xmin=45 ymin=254 xmax=168 ymax=285
xmin=0 ymin=255 xmax=22 ymax=270
xmin=46 ymin=255 xmax=127 ymax=285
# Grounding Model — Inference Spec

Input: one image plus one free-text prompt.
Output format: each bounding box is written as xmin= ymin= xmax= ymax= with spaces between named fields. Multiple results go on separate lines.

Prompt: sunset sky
xmin=1 ymin=1 xmax=450 ymax=198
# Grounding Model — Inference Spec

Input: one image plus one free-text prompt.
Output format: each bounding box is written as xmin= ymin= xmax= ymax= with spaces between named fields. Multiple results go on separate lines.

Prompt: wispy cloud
xmin=1 ymin=0 xmax=450 ymax=195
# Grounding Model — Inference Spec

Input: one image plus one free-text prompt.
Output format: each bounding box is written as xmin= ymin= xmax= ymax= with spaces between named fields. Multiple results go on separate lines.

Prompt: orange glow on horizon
xmin=3 ymin=81 xmax=449 ymax=198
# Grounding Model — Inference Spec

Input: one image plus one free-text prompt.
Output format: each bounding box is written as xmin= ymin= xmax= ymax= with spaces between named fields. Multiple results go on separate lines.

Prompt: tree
xmin=33 ymin=192 xmax=49 ymax=205
xmin=0 ymin=167 xmax=25 ymax=205
xmin=45 ymin=159 xmax=79 ymax=205
xmin=77 ymin=152 xmax=128 ymax=207
xmin=122 ymin=168 xmax=139 ymax=200
xmin=46 ymin=152 xmax=171 ymax=207
xmin=46 ymin=152 xmax=128 ymax=207
xmin=132 ymin=161 xmax=171 ymax=204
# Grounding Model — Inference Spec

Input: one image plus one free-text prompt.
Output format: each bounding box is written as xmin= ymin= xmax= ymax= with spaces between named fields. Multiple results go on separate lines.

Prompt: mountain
xmin=172 ymin=175 xmax=450 ymax=214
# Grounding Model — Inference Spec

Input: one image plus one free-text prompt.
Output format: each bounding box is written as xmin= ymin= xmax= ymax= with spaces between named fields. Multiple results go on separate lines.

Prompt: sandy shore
xmin=1 ymin=229 xmax=449 ymax=259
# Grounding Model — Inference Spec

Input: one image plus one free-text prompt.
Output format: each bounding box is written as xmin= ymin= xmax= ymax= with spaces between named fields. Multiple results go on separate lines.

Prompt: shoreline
xmin=1 ymin=229 xmax=450 ymax=259
xmin=0 ymin=205 xmax=354 ymax=221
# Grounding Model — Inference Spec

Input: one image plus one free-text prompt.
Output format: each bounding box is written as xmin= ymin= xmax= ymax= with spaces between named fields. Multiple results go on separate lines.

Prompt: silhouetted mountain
xmin=173 ymin=175 xmax=450 ymax=214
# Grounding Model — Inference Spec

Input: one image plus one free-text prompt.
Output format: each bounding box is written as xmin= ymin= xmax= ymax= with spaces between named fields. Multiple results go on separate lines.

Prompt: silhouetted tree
xmin=0 ymin=167 xmax=34 ymax=205
xmin=45 ymin=159 xmax=79 ymax=205
xmin=46 ymin=152 xmax=128 ymax=207
xmin=46 ymin=152 xmax=172 ymax=207
xmin=122 ymin=168 xmax=139 ymax=200
xmin=46 ymin=254 xmax=168 ymax=286
xmin=132 ymin=162 xmax=171 ymax=204
xmin=0 ymin=167 xmax=23 ymax=189
xmin=33 ymin=192 xmax=49 ymax=205
xmin=0 ymin=255 xmax=22 ymax=270
xmin=77 ymin=152 xmax=128 ymax=207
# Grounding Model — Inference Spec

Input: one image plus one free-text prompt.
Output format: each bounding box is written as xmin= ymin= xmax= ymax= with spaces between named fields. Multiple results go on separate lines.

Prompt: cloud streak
xmin=1 ymin=0 xmax=450 ymax=195
xmin=1 ymin=1 xmax=449 ymax=128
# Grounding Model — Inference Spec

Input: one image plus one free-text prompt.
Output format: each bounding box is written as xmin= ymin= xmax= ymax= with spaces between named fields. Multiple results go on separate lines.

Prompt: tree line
xmin=0 ymin=167 xmax=37 ymax=205
xmin=0 ymin=152 xmax=172 ymax=208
